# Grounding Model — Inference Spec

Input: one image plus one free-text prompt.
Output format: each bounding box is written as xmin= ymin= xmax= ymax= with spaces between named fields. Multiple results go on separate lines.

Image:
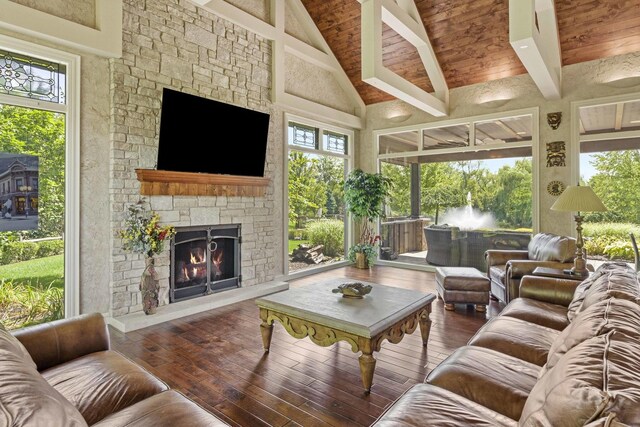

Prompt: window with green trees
xmin=287 ymin=118 xmax=352 ymax=274
xmin=0 ymin=45 xmax=69 ymax=330
xmin=377 ymin=111 xmax=535 ymax=265
xmin=578 ymin=97 xmax=640 ymax=265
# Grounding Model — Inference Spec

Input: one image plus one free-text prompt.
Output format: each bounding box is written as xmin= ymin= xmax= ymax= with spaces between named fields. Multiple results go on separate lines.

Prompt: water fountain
xmin=440 ymin=192 xmax=497 ymax=231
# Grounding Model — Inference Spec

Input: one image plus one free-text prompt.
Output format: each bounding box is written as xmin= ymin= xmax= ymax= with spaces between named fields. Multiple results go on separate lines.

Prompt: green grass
xmin=0 ymin=255 xmax=65 ymax=330
xmin=289 ymin=239 xmax=309 ymax=255
xmin=0 ymin=254 xmax=64 ymax=289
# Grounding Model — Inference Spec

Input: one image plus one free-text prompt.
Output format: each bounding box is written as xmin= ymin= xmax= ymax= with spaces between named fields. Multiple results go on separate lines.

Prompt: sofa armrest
xmin=485 ymin=250 xmax=529 ymax=267
xmin=519 ymin=275 xmax=580 ymax=307
xmin=12 ymin=312 xmax=110 ymax=372
xmin=506 ymin=260 xmax=574 ymax=279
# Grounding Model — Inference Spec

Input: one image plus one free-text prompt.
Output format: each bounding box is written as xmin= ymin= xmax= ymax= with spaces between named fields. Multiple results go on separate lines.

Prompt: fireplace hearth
xmin=170 ymin=224 xmax=241 ymax=303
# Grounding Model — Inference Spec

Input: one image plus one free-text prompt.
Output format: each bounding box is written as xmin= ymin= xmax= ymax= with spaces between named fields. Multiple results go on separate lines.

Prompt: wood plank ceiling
xmin=300 ymin=0 xmax=640 ymax=106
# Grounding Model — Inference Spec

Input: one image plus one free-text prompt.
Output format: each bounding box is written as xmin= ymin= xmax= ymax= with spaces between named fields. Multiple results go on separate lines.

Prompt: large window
xmin=0 ymin=36 xmax=79 ymax=329
xmin=286 ymin=116 xmax=352 ymax=275
xmin=576 ymin=96 xmax=640 ymax=269
xmin=377 ymin=110 xmax=537 ymax=267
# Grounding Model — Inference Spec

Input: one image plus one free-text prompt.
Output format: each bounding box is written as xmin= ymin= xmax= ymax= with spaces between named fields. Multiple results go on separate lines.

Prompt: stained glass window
xmin=0 ymin=49 xmax=66 ymax=104
xmin=323 ymin=131 xmax=347 ymax=154
xmin=289 ymin=123 xmax=317 ymax=149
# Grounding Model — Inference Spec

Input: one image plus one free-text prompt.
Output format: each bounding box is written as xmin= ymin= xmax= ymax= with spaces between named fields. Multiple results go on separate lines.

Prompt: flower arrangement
xmin=119 ymin=199 xmax=176 ymax=257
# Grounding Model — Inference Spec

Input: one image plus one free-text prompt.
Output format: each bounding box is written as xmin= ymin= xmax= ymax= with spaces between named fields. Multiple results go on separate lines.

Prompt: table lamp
xmin=550 ymin=185 xmax=606 ymax=276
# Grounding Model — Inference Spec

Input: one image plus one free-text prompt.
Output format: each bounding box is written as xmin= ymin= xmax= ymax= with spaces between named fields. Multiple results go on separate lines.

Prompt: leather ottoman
xmin=435 ymin=267 xmax=490 ymax=312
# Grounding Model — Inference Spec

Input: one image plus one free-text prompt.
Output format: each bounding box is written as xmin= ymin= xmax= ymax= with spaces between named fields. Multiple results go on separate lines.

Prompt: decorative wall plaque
xmin=547 ymin=181 xmax=565 ymax=196
xmin=547 ymin=112 xmax=562 ymax=130
xmin=546 ymin=141 xmax=566 ymax=167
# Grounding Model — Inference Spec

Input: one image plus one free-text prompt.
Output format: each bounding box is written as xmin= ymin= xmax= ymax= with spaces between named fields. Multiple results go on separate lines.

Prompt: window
xmin=377 ymin=110 xmax=537 ymax=268
xmin=0 ymin=36 xmax=79 ymax=330
xmin=576 ymin=96 xmax=640 ymax=268
xmin=286 ymin=116 xmax=352 ymax=276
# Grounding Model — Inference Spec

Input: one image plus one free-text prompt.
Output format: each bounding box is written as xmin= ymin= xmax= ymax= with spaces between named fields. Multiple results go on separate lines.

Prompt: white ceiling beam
xmin=287 ymin=0 xmax=366 ymax=116
xmin=190 ymin=0 xmax=364 ymax=128
xmin=509 ymin=0 xmax=562 ymax=99
xmin=360 ymin=0 xmax=448 ymax=117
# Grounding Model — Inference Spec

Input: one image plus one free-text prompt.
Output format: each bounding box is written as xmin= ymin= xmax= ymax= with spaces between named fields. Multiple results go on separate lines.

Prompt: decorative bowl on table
xmin=332 ymin=282 xmax=372 ymax=299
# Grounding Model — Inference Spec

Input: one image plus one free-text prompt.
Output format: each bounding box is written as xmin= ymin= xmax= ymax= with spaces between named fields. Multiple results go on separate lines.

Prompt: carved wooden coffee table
xmin=255 ymin=278 xmax=436 ymax=393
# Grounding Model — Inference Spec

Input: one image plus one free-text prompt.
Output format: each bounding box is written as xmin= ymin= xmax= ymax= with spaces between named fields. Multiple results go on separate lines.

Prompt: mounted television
xmin=157 ymin=88 xmax=270 ymax=177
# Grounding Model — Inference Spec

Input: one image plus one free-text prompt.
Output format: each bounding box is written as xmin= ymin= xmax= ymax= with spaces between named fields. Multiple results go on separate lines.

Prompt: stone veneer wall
xmin=109 ymin=0 xmax=277 ymax=317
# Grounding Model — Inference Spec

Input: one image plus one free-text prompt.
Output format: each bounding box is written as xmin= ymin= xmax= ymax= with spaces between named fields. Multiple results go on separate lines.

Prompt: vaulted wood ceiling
xmin=300 ymin=0 xmax=640 ymax=105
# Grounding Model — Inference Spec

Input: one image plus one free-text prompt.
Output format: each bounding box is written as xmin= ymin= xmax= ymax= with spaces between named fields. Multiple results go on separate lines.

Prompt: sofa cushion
xmin=426 ymin=346 xmax=540 ymax=420
xmin=0 ymin=325 xmax=88 ymax=427
xmin=0 ymin=321 xmax=36 ymax=368
xmin=92 ymin=390 xmax=229 ymax=427
xmin=567 ymin=262 xmax=635 ymax=321
xmin=42 ymin=350 xmax=169 ymax=425
xmin=500 ymin=298 xmax=570 ymax=330
xmin=578 ymin=270 xmax=639 ymax=314
xmin=544 ymin=298 xmax=640 ymax=374
xmin=520 ymin=331 xmax=640 ymax=426
xmin=468 ymin=316 xmax=560 ymax=366
xmin=527 ymin=233 xmax=576 ymax=263
xmin=371 ymin=383 xmax=517 ymax=427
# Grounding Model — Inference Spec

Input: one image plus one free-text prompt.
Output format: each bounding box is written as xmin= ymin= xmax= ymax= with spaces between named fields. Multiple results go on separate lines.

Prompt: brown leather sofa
xmin=373 ymin=261 xmax=640 ymax=426
xmin=0 ymin=312 xmax=229 ymax=426
xmin=485 ymin=232 xmax=577 ymax=303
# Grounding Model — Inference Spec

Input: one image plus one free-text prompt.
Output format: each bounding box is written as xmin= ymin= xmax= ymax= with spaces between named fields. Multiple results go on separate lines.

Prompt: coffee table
xmin=255 ymin=278 xmax=436 ymax=392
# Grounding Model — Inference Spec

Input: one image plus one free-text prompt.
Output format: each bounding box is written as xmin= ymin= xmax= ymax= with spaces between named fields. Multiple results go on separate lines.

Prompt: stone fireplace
xmin=170 ymin=224 xmax=241 ymax=302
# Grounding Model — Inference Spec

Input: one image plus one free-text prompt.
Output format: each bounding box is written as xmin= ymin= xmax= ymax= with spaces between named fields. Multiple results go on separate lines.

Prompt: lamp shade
xmin=550 ymin=185 xmax=607 ymax=212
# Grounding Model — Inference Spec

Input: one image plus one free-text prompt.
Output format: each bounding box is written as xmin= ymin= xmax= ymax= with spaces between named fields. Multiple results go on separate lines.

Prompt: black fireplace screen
xmin=170 ymin=224 xmax=241 ymax=302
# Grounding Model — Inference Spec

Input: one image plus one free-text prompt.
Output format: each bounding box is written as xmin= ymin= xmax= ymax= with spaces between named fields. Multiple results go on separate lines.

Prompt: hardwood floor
xmin=109 ymin=265 xmax=504 ymax=427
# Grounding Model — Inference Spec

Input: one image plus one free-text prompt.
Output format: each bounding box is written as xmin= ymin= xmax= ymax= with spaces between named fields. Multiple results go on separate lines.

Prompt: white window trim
xmin=283 ymin=113 xmax=354 ymax=279
xmin=0 ymin=34 xmax=80 ymax=318
xmin=570 ymin=92 xmax=640 ymax=186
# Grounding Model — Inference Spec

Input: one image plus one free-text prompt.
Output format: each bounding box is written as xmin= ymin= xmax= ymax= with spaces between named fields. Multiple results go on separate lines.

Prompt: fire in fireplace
xmin=170 ymin=224 xmax=241 ymax=302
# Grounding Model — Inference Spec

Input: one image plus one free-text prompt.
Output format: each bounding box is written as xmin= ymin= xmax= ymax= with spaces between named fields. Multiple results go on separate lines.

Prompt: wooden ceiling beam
xmin=360 ymin=0 xmax=448 ymax=117
xmin=509 ymin=0 xmax=562 ymax=100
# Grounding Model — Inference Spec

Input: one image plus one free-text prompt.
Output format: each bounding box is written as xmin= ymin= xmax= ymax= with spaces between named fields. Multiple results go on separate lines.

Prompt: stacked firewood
xmin=291 ymin=244 xmax=325 ymax=264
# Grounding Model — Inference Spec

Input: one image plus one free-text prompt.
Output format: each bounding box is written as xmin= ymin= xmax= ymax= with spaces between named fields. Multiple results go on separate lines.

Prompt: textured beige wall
xmin=362 ymin=52 xmax=640 ymax=237
xmin=9 ymin=0 xmax=96 ymax=28
xmin=79 ymin=54 xmax=111 ymax=314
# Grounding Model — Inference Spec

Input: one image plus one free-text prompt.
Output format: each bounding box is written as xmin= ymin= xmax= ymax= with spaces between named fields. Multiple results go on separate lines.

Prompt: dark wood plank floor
xmin=109 ymin=265 xmax=505 ymax=427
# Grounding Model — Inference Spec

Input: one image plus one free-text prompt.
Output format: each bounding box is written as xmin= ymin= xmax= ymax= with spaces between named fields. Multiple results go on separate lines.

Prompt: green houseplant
xmin=344 ymin=169 xmax=392 ymax=268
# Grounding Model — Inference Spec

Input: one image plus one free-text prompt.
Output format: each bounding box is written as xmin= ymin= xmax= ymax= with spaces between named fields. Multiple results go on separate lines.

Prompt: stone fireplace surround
xmin=107 ymin=0 xmax=289 ymax=332
xmin=109 ymin=193 xmax=288 ymax=333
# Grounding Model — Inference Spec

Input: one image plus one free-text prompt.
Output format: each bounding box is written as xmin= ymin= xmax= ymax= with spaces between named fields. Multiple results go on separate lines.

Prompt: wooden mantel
xmin=135 ymin=169 xmax=270 ymax=196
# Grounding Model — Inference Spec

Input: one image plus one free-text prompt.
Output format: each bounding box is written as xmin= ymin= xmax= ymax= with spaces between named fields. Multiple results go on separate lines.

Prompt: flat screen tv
xmin=157 ymin=88 xmax=270 ymax=177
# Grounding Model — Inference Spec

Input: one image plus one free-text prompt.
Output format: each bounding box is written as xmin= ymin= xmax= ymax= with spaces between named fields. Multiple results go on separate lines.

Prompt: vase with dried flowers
xmin=119 ymin=199 xmax=176 ymax=315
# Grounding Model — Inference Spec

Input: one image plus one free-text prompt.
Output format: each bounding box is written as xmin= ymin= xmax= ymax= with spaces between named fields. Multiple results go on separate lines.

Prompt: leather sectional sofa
xmin=373 ymin=261 xmax=640 ymax=426
xmin=0 ymin=312 xmax=229 ymax=426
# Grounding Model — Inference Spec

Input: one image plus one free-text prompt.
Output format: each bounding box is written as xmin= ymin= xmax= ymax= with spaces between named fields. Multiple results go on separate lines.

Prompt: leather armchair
xmin=485 ymin=232 xmax=577 ymax=303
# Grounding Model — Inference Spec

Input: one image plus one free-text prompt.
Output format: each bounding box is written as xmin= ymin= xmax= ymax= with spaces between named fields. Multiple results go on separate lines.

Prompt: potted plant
xmin=344 ymin=169 xmax=392 ymax=268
